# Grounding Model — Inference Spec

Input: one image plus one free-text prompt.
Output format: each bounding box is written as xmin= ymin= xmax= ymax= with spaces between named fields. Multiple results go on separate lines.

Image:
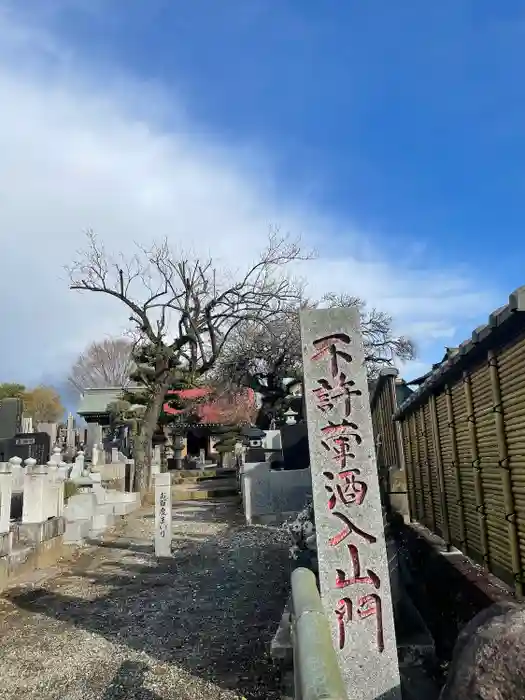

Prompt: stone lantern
xmin=283 ymin=407 xmax=298 ymax=425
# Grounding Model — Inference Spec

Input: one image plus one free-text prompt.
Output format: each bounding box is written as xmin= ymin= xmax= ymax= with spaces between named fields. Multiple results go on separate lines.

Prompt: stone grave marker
xmin=299 ymin=307 xmax=401 ymax=700
xmin=38 ymin=422 xmax=58 ymax=449
xmin=154 ymin=472 xmax=172 ymax=557
xmin=66 ymin=413 xmax=75 ymax=449
xmin=10 ymin=432 xmax=51 ymax=465
xmin=86 ymin=423 xmax=103 ymax=460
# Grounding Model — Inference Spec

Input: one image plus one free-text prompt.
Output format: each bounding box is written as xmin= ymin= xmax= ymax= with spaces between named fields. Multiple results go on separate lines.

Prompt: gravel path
xmin=0 ymin=501 xmax=291 ymax=700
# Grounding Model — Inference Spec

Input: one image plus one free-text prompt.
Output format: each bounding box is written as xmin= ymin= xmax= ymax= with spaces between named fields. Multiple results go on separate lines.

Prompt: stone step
xmin=171 ymin=468 xmax=236 ymax=482
xmin=171 ymin=474 xmax=236 ymax=485
xmin=171 ymin=481 xmax=239 ymax=501
xmin=172 ymin=497 xmax=241 ymax=507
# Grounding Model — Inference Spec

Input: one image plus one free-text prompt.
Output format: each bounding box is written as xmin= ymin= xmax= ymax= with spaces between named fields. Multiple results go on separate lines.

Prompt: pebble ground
xmin=0 ymin=500 xmax=291 ymax=700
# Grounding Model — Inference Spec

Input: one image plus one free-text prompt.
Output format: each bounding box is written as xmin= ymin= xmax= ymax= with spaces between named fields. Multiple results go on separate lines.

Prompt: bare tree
xmin=67 ymin=230 xmax=310 ymax=492
xmin=215 ymin=295 xmax=416 ymax=424
xmin=321 ymin=293 xmax=416 ymax=376
xmin=212 ymin=309 xmax=304 ymax=426
xmin=68 ymin=338 xmax=135 ymax=392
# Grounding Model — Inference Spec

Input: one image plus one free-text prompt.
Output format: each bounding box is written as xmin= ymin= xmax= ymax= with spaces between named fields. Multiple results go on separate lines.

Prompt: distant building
xmin=77 ymin=385 xmax=256 ymax=461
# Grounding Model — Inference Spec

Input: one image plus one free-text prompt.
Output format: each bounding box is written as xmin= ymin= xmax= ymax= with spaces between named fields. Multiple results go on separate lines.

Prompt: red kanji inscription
xmin=328 ymin=511 xmax=376 ymax=547
xmin=324 ymin=468 xmax=368 ymax=510
xmin=321 ymin=420 xmax=362 ymax=468
xmin=335 ymin=597 xmax=352 ymax=650
xmin=311 ymin=333 xmax=352 ymax=377
xmin=335 ymin=543 xmax=380 ymax=589
xmin=313 ymin=372 xmax=362 ymax=416
xmin=335 ymin=594 xmax=384 ymax=652
xmin=358 ymin=594 xmax=384 ymax=652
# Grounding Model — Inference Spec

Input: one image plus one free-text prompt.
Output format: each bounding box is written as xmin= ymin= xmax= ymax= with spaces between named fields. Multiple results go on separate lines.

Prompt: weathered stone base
xmin=0 ymin=531 xmax=13 ymax=557
xmin=15 ymin=516 xmax=66 ymax=546
xmin=249 ymin=511 xmax=301 ymax=526
xmin=270 ymin=595 xmax=293 ymax=664
xmin=102 ymin=478 xmax=125 ymax=492
xmin=112 ymin=501 xmax=137 ymax=516
xmin=64 ymin=519 xmax=91 ymax=544
xmin=0 ymin=517 xmax=68 ymax=593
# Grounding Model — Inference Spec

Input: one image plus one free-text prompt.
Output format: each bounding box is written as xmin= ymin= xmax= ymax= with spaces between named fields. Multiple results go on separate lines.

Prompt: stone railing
xmin=1 ymin=455 xmax=69 ymax=529
xmin=0 ymin=455 xmax=69 ymax=580
xmin=0 ymin=446 xmax=141 ymax=591
xmin=290 ymin=567 xmax=348 ymax=700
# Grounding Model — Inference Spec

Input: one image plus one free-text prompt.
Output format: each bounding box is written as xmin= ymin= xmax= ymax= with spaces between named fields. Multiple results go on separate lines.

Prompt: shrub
xmin=64 ymin=480 xmax=79 ymax=502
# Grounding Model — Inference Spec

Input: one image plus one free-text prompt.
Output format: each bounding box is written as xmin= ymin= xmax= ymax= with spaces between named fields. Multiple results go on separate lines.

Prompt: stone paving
xmin=0 ymin=500 xmax=291 ymax=700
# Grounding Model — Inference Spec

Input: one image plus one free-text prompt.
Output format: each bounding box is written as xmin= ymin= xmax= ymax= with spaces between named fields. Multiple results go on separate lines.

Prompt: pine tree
xmin=116 ymin=344 xmax=208 ymax=468
xmin=213 ymin=424 xmax=241 ymax=468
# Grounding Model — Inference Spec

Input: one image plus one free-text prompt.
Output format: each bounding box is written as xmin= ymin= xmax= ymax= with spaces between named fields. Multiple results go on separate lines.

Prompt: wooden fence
xmin=391 ymin=285 xmax=525 ymax=595
xmin=370 ymin=367 xmax=412 ymax=518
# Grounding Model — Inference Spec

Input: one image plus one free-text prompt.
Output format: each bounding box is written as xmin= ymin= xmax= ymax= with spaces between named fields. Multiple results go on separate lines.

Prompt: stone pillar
xmin=70 ymin=450 xmax=85 ymax=479
xmin=149 ymin=445 xmax=162 ymax=488
xmin=22 ymin=458 xmax=49 ymax=524
xmin=153 ymin=445 xmax=161 ymax=466
xmin=86 ymin=423 xmax=103 ymax=460
xmin=92 ymin=443 xmax=101 ymax=468
xmin=21 ymin=416 xmax=33 ymax=433
xmin=299 ymin=307 xmax=401 ymax=700
xmin=154 ymin=472 xmax=172 ymax=557
xmin=0 ymin=461 xmax=14 ymax=533
xmin=46 ymin=461 xmax=59 ymax=519
xmin=66 ymin=412 xmax=75 ymax=450
xmin=49 ymin=445 xmax=62 ymax=465
xmin=57 ymin=463 xmax=68 ymax=517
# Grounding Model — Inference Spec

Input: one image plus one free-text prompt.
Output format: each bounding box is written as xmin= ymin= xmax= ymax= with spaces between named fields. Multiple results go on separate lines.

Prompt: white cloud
xmin=0 ymin=7 xmax=498 ymax=387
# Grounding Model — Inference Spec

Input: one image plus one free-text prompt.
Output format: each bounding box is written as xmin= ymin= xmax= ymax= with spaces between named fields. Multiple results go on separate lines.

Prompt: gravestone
xmin=66 ymin=413 xmax=75 ymax=449
xmin=299 ymin=307 xmax=401 ymax=700
xmin=9 ymin=432 xmax=51 ymax=465
xmin=38 ymin=422 xmax=58 ymax=448
xmin=154 ymin=472 xmax=172 ymax=557
xmin=86 ymin=423 xmax=103 ymax=460
xmin=0 ymin=398 xmax=23 ymax=440
xmin=245 ymin=447 xmax=266 ymax=463
xmin=281 ymin=422 xmax=310 ymax=470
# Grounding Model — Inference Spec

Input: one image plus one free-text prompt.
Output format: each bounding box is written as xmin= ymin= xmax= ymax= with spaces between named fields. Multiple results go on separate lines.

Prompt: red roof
xmin=162 ymin=386 xmax=256 ymax=425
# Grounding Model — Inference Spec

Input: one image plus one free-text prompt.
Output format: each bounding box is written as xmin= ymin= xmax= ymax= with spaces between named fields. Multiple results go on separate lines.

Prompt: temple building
xmin=77 ymin=385 xmax=256 ymax=461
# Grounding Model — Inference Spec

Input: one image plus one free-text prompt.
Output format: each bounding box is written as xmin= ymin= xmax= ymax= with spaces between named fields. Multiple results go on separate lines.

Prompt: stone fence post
xmin=154 ymin=472 xmax=172 ymax=557
xmin=49 ymin=446 xmax=62 ymax=465
xmin=70 ymin=450 xmax=85 ymax=479
xmin=0 ymin=461 xmax=14 ymax=534
xmin=8 ymin=455 xmax=23 ymax=495
xmin=92 ymin=443 xmax=100 ymax=467
xmin=22 ymin=458 xmax=49 ymax=524
xmin=153 ymin=445 xmax=161 ymax=466
xmin=46 ymin=461 xmax=59 ymax=519
xmin=57 ymin=462 xmax=68 ymax=517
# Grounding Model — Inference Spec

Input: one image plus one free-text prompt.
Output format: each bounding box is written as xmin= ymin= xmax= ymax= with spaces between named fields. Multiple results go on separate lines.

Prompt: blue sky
xmin=47 ymin=0 xmax=525 ymax=268
xmin=0 ymin=0 xmax=524 ymax=403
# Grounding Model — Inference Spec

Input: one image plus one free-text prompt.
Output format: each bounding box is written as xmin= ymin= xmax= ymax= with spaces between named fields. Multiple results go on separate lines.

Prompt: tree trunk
xmin=132 ymin=382 xmax=169 ymax=494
